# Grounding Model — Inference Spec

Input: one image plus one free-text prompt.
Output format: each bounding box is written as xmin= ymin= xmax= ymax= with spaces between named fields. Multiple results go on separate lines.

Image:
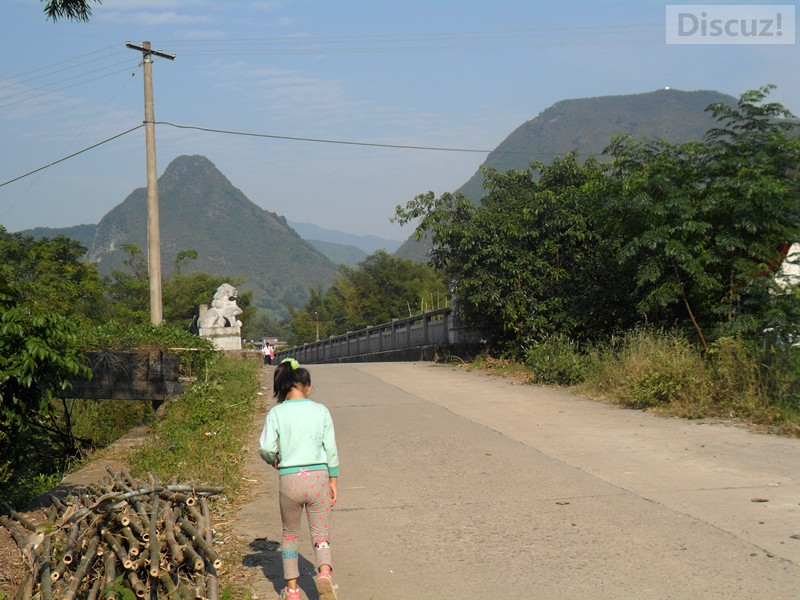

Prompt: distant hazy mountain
xmin=16 ymin=223 xmax=97 ymax=248
xmin=305 ymin=240 xmax=367 ymax=266
xmin=288 ymin=220 xmax=401 ymax=254
xmin=394 ymin=88 xmax=738 ymax=261
xmin=83 ymin=155 xmax=337 ymax=311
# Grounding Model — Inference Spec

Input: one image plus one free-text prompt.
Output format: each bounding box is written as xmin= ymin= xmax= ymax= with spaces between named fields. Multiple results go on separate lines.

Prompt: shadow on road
xmin=244 ymin=538 xmax=323 ymax=599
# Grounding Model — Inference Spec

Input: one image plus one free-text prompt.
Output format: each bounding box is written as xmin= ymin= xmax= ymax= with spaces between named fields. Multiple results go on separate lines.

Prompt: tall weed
xmin=581 ymin=329 xmax=710 ymax=411
xmin=579 ymin=328 xmax=800 ymax=434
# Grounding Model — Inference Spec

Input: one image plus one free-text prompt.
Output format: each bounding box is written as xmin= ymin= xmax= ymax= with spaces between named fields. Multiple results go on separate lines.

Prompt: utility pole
xmin=126 ymin=41 xmax=175 ymax=325
xmin=315 ymin=312 xmax=320 ymax=342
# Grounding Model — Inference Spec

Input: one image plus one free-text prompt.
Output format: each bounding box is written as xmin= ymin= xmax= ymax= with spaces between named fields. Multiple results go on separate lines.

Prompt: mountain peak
xmin=86 ymin=154 xmax=336 ymax=311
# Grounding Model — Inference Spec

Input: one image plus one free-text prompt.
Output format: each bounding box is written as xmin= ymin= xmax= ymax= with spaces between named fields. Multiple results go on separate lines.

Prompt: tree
xmin=603 ymin=86 xmax=800 ymax=348
xmin=0 ymin=274 xmax=91 ymax=442
xmin=286 ymin=251 xmax=450 ymax=346
xmin=105 ymin=244 xmax=150 ymax=325
xmin=42 ymin=0 xmax=102 ymax=22
xmin=395 ymin=153 xmax=628 ymax=354
xmin=395 ymin=87 xmax=800 ymax=355
xmin=0 ymin=226 xmax=107 ymax=325
xmin=106 ymin=244 xmax=255 ymax=330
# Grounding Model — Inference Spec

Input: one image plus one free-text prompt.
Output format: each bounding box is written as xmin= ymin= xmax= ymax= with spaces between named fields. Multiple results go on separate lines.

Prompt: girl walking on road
xmin=260 ymin=358 xmax=340 ymax=600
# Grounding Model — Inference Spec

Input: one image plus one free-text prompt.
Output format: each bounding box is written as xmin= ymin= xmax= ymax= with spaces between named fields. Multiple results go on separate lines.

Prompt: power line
xmin=0 ymin=125 xmax=143 ymax=188
xmin=0 ymin=59 xmax=134 ymax=105
xmin=0 ymin=45 xmax=124 ymax=87
xmin=158 ymin=121 xmax=497 ymax=153
xmin=157 ymin=121 xmax=602 ymax=156
xmin=0 ymin=119 xmax=607 ymax=189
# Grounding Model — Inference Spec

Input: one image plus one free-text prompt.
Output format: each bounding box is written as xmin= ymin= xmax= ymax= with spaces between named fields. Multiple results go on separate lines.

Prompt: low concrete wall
xmin=61 ymin=351 xmax=185 ymax=401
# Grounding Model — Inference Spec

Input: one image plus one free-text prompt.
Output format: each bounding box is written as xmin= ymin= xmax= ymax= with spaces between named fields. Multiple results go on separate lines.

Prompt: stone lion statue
xmin=198 ymin=283 xmax=242 ymax=328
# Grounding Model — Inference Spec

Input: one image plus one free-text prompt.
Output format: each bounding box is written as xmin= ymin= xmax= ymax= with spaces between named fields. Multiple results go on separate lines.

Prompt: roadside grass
xmin=127 ymin=353 xmax=261 ymax=599
xmin=476 ymin=328 xmax=800 ymax=437
xmin=128 ymin=354 xmax=259 ymax=492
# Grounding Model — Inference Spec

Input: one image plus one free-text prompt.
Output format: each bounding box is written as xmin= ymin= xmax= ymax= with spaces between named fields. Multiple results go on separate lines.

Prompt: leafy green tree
xmin=395 ymin=153 xmax=628 ymax=354
xmin=0 ymin=274 xmax=91 ymax=449
xmin=105 ymin=244 xmax=150 ymax=325
xmin=106 ymin=244 xmax=255 ymax=330
xmin=603 ymin=86 xmax=800 ymax=348
xmin=286 ymin=251 xmax=450 ymax=346
xmin=0 ymin=226 xmax=107 ymax=325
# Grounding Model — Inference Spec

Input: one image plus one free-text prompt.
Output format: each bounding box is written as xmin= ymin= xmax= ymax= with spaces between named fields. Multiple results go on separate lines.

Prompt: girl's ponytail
xmin=273 ymin=358 xmax=311 ymax=401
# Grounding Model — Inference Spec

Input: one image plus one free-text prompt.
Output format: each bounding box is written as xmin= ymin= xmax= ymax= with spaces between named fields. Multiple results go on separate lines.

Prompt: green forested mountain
xmin=84 ymin=155 xmax=337 ymax=312
xmin=394 ymin=88 xmax=737 ymax=261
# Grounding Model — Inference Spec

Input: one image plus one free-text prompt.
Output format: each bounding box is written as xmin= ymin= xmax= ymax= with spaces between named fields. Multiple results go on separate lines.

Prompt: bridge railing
xmin=275 ymin=307 xmax=468 ymax=364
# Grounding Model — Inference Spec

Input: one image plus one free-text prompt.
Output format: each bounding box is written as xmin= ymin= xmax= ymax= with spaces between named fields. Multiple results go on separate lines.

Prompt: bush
xmin=524 ymin=335 xmax=589 ymax=385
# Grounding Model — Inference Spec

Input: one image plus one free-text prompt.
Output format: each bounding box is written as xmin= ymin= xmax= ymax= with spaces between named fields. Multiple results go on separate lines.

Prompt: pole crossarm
xmin=125 ymin=41 xmax=176 ymax=61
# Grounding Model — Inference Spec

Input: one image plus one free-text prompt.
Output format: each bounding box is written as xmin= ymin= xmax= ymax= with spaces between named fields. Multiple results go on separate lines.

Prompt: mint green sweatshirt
xmin=259 ymin=398 xmax=340 ymax=477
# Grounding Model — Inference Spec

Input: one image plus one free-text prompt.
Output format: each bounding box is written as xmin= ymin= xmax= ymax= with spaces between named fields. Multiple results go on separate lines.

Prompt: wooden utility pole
xmin=126 ymin=41 xmax=175 ymax=325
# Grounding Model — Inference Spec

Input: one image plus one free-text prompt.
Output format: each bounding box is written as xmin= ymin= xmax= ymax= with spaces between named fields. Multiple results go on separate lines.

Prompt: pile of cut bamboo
xmin=0 ymin=467 xmax=225 ymax=600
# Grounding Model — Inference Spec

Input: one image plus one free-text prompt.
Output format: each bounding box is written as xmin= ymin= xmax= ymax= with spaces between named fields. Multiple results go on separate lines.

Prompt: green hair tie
xmin=281 ymin=357 xmax=299 ymax=370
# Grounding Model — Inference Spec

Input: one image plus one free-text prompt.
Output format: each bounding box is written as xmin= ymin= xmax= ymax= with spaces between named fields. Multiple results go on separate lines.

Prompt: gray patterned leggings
xmin=279 ymin=469 xmax=333 ymax=580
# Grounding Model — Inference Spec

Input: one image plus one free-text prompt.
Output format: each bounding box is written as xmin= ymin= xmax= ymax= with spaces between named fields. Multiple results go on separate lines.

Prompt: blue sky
xmin=1 ymin=0 xmax=798 ymax=240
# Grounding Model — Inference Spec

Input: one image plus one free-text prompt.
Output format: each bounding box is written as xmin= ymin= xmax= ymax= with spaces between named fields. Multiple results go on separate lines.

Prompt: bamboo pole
xmin=159 ymin=571 xmax=181 ymax=600
xmin=119 ymin=467 xmax=140 ymax=490
xmin=14 ymin=571 xmax=33 ymax=600
xmin=63 ymin=536 xmax=98 ymax=600
xmin=1 ymin=502 xmax=38 ymax=532
xmin=200 ymin=498 xmax=213 ymax=545
xmin=0 ymin=515 xmax=29 ymax=547
xmin=0 ymin=475 xmax=226 ymax=600
xmin=40 ymin=533 xmax=53 ymax=600
xmin=119 ymin=525 xmax=140 ymax=557
xmin=101 ymin=526 xmax=133 ymax=570
xmin=164 ymin=505 xmax=185 ymax=564
xmin=194 ymin=571 xmax=206 ymax=600
xmin=126 ymin=570 xmax=147 ymax=598
xmin=86 ymin=576 xmax=102 ymax=600
xmin=132 ymin=545 xmax=150 ymax=571
xmin=106 ymin=466 xmax=133 ymax=492
xmin=176 ymin=577 xmax=195 ymax=600
xmin=175 ymin=530 xmax=204 ymax=571
xmin=185 ymin=505 xmax=205 ymax=535
xmin=179 ymin=518 xmax=222 ymax=569
xmin=149 ymin=492 xmax=161 ymax=577
xmin=104 ymin=551 xmax=117 ymax=600
xmin=205 ymin=562 xmax=219 ymax=600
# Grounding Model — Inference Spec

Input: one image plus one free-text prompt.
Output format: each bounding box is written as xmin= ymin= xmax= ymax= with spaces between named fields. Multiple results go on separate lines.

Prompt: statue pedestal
xmin=200 ymin=325 xmax=242 ymax=351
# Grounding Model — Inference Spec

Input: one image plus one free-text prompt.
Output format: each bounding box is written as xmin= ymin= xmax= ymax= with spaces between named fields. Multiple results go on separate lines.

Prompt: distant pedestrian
xmin=259 ymin=358 xmax=340 ymax=600
xmin=262 ymin=344 xmax=270 ymax=365
xmin=269 ymin=344 xmax=275 ymax=365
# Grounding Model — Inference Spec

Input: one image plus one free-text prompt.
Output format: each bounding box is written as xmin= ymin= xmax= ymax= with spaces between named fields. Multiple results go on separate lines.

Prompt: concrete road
xmin=234 ymin=362 xmax=800 ymax=599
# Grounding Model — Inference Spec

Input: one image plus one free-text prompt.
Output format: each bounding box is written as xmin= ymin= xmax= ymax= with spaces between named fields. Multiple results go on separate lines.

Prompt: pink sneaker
xmin=316 ymin=571 xmax=338 ymax=600
xmin=279 ymin=587 xmax=301 ymax=600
